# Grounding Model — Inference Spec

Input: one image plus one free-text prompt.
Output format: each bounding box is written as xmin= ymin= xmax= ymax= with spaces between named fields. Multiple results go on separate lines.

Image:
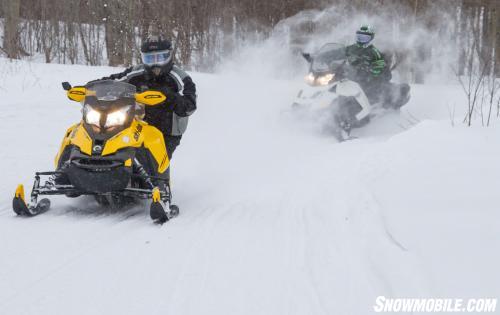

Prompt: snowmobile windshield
xmin=311 ymin=43 xmax=347 ymax=73
xmin=82 ymin=80 xmax=137 ymax=133
xmin=84 ymin=80 xmax=136 ymax=109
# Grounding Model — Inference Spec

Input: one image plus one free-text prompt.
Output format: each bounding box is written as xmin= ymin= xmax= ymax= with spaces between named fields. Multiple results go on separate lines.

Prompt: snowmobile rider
xmin=98 ymin=35 xmax=197 ymax=158
xmin=345 ymin=25 xmax=390 ymax=102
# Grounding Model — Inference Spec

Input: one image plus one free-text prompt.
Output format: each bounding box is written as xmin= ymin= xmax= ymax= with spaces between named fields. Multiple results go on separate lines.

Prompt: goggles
xmin=141 ymin=50 xmax=171 ymax=66
xmin=356 ymin=33 xmax=373 ymax=44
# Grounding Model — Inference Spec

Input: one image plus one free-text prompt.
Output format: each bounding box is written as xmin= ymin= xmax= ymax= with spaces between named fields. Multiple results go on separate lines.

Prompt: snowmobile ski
xmin=149 ymin=187 xmax=179 ymax=224
xmin=13 ymin=184 xmax=51 ymax=216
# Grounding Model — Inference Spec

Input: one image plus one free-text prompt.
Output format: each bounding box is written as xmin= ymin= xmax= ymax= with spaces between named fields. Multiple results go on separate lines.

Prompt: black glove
xmin=167 ymin=93 xmax=182 ymax=110
xmin=163 ymin=87 xmax=176 ymax=98
xmin=358 ymin=61 xmax=372 ymax=74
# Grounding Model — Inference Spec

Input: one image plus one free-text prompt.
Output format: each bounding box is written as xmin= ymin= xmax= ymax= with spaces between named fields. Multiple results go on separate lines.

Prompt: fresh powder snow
xmin=0 ymin=58 xmax=499 ymax=315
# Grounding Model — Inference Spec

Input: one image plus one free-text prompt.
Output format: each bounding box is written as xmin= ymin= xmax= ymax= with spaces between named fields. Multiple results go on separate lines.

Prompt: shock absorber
xmin=134 ymin=158 xmax=154 ymax=189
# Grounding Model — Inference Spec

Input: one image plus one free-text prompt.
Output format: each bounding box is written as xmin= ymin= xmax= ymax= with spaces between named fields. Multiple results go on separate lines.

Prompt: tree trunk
xmin=2 ymin=0 xmax=21 ymax=59
xmin=457 ymin=3 xmax=468 ymax=76
xmin=412 ymin=0 xmax=431 ymax=83
xmin=123 ymin=0 xmax=135 ymax=67
xmin=104 ymin=1 xmax=125 ymax=67
xmin=494 ymin=0 xmax=500 ymax=76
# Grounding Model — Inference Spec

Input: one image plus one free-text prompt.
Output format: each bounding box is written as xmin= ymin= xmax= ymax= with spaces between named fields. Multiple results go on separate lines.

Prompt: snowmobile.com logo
xmin=373 ymin=296 xmax=497 ymax=313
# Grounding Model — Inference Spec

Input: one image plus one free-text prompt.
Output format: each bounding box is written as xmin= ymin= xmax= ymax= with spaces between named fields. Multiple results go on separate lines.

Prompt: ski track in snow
xmin=0 ymin=59 xmax=499 ymax=314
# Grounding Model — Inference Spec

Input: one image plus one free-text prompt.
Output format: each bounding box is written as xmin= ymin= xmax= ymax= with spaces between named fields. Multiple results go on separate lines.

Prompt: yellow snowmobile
xmin=13 ymin=80 xmax=178 ymax=223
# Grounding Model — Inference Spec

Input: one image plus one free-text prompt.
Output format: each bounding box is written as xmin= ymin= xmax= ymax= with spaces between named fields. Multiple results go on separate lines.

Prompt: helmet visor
xmin=356 ymin=33 xmax=373 ymax=44
xmin=141 ymin=50 xmax=171 ymax=66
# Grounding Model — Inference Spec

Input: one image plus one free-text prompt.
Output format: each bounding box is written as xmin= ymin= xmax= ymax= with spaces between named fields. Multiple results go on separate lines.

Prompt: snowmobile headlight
xmin=105 ymin=106 xmax=130 ymax=128
xmin=84 ymin=105 xmax=101 ymax=127
xmin=305 ymin=73 xmax=315 ymax=85
xmin=317 ymin=74 xmax=334 ymax=86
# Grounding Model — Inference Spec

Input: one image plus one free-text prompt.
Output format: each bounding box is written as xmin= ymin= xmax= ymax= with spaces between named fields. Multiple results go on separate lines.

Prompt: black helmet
xmin=140 ymin=35 xmax=174 ymax=75
xmin=355 ymin=25 xmax=375 ymax=46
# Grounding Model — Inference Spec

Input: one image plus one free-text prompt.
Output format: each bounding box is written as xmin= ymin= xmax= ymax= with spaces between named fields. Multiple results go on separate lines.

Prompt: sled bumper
xmin=292 ymin=85 xmax=337 ymax=109
xmin=66 ymin=162 xmax=131 ymax=193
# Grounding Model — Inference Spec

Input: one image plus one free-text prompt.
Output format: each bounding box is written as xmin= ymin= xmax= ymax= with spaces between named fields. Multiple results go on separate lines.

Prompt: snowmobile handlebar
xmin=62 ymin=81 xmax=166 ymax=106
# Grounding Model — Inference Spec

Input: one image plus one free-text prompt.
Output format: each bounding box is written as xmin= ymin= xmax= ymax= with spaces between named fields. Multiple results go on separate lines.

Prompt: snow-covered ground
xmin=0 ymin=58 xmax=499 ymax=315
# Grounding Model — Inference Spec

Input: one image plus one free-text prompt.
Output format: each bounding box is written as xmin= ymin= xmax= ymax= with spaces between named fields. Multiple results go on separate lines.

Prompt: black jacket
xmin=102 ymin=64 xmax=197 ymax=137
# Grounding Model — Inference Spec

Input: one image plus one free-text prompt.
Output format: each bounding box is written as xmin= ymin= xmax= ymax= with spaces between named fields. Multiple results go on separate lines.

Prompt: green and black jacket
xmin=345 ymin=44 xmax=386 ymax=78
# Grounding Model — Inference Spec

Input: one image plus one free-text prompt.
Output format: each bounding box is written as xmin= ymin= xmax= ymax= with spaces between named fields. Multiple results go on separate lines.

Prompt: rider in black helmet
xmin=99 ymin=35 xmax=197 ymax=158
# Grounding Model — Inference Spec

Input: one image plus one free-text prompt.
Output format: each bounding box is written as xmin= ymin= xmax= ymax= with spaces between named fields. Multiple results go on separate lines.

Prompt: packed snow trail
xmin=0 ymin=60 xmax=499 ymax=315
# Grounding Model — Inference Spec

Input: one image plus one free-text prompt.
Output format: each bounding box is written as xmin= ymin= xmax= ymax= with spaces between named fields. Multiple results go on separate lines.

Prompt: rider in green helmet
xmin=345 ymin=25 xmax=391 ymax=101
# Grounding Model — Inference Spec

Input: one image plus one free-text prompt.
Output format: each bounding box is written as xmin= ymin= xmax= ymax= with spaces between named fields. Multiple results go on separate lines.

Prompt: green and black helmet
xmin=356 ymin=25 xmax=375 ymax=46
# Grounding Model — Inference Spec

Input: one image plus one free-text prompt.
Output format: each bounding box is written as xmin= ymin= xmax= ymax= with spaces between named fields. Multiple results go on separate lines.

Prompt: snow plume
xmin=217 ymin=2 xmax=458 ymax=84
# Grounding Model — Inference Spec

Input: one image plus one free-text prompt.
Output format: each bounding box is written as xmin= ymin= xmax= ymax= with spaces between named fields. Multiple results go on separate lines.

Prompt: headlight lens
xmin=105 ymin=106 xmax=130 ymax=128
xmin=84 ymin=105 xmax=101 ymax=126
xmin=317 ymin=74 xmax=334 ymax=86
xmin=305 ymin=73 xmax=315 ymax=85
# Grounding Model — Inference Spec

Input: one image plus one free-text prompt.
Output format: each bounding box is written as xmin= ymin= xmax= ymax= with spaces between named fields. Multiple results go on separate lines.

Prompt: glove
xmin=156 ymin=86 xmax=175 ymax=98
xmin=358 ymin=62 xmax=372 ymax=74
xmin=370 ymin=68 xmax=382 ymax=77
xmin=168 ymin=93 xmax=183 ymax=110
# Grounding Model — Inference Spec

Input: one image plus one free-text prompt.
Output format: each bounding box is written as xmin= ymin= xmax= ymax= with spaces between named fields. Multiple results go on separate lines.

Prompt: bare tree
xmin=2 ymin=0 xmax=22 ymax=58
xmin=494 ymin=0 xmax=500 ymax=76
xmin=0 ymin=0 xmax=496 ymax=78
